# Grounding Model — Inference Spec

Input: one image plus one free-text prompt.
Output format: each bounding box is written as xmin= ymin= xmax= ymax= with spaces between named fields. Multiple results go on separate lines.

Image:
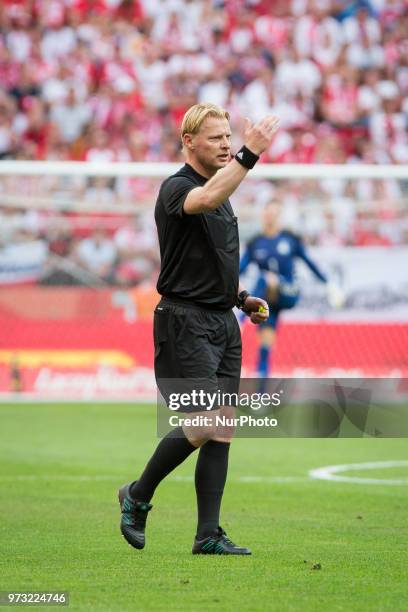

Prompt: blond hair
xmin=180 ymin=103 xmax=230 ymax=144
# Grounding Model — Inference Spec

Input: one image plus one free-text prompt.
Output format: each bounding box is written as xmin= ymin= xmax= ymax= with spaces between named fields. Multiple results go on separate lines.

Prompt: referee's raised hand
xmin=182 ymin=110 xmax=280 ymax=214
xmin=244 ymin=116 xmax=280 ymax=156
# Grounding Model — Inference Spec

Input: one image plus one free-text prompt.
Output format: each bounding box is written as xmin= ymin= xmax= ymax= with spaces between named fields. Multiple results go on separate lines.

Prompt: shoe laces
xmin=216 ymin=527 xmax=235 ymax=547
xmin=134 ymin=502 xmax=152 ymax=530
xmin=123 ymin=497 xmax=152 ymax=530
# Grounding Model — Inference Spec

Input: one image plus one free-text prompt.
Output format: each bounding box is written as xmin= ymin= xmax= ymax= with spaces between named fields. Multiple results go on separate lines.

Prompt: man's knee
xmin=211 ymin=405 xmax=236 ymax=442
xmin=259 ymin=327 xmax=275 ymax=348
xmin=182 ymin=406 xmax=236 ymax=445
xmin=182 ymin=411 xmax=219 ymax=446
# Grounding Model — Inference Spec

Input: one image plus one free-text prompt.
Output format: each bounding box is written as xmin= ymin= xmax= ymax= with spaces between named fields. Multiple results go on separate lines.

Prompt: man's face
xmin=263 ymin=202 xmax=282 ymax=230
xmin=186 ymin=117 xmax=232 ymax=174
xmin=92 ymin=229 xmax=105 ymax=245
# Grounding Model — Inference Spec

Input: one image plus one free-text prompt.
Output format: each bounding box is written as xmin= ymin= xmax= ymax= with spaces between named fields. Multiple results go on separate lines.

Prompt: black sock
xmin=130 ymin=427 xmax=196 ymax=502
xmin=195 ymin=440 xmax=230 ymax=540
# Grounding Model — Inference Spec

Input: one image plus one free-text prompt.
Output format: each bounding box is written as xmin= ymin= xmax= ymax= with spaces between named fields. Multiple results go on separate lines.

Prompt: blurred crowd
xmin=0 ymin=175 xmax=406 ymax=289
xmin=0 ymin=0 xmax=407 ymax=286
xmin=0 ymin=0 xmax=407 ymax=164
xmin=0 ymin=207 xmax=161 ymax=286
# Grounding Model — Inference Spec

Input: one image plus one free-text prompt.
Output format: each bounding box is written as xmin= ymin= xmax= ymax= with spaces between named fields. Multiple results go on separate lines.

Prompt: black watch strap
xmin=236 ymin=290 xmax=250 ymax=309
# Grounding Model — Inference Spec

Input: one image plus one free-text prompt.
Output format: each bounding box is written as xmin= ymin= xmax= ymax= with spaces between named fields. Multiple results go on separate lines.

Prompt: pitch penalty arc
xmin=309 ymin=461 xmax=408 ymax=485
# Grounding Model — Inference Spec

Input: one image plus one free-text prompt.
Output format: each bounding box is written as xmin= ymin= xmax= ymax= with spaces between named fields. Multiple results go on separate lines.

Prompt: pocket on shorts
xmin=154 ymin=305 xmax=170 ymax=347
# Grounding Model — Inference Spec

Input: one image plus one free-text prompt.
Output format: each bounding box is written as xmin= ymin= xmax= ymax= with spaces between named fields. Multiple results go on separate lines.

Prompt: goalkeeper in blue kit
xmin=240 ymin=200 xmax=332 ymax=378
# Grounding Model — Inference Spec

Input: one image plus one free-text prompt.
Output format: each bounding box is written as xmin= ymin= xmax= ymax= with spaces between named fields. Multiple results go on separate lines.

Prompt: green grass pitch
xmin=1 ymin=403 xmax=408 ymax=611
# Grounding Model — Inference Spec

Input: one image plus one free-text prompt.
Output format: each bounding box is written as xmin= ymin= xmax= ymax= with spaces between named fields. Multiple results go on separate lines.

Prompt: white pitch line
xmin=309 ymin=460 xmax=408 ymax=485
xmin=172 ymin=475 xmax=306 ymax=484
xmin=2 ymin=462 xmax=408 ymax=486
xmin=0 ymin=474 xmax=306 ymax=484
xmin=0 ymin=475 xmax=119 ymax=481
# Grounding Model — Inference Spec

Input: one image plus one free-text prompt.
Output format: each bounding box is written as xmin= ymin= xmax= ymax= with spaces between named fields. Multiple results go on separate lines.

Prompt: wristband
xmin=234 ymin=146 xmax=259 ymax=170
xmin=236 ymin=290 xmax=250 ymax=310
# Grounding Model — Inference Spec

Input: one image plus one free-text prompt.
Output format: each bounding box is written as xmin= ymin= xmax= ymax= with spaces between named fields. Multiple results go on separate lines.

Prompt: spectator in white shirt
xmin=342 ymin=7 xmax=381 ymax=46
xmin=75 ymin=228 xmax=117 ymax=280
xmin=294 ymin=0 xmax=343 ymax=60
xmin=276 ymin=47 xmax=322 ymax=97
xmin=50 ymin=88 xmax=91 ymax=143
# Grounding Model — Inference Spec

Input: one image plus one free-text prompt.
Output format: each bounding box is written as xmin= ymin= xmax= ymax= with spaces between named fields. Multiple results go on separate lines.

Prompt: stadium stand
xmin=0 ymin=0 xmax=407 ymax=288
xmin=0 ymin=0 xmax=406 ymax=165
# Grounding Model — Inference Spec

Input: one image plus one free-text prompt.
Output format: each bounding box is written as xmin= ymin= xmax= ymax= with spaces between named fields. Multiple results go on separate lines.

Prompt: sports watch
xmin=236 ymin=290 xmax=250 ymax=310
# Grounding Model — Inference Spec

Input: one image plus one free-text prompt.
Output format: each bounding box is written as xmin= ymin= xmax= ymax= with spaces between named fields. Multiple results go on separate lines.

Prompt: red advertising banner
xmin=0 ymin=286 xmax=407 ymax=400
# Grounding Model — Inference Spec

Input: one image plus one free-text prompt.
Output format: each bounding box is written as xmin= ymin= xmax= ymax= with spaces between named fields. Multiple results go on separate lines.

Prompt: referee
xmin=119 ymin=103 xmax=279 ymax=555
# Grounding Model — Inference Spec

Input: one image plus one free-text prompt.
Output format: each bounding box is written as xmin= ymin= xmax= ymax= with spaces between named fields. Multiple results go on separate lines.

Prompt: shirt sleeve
xmin=240 ymin=248 xmax=251 ymax=274
xmin=240 ymin=237 xmax=256 ymax=274
xmin=160 ymin=176 xmax=197 ymax=218
xmin=296 ymin=238 xmax=327 ymax=283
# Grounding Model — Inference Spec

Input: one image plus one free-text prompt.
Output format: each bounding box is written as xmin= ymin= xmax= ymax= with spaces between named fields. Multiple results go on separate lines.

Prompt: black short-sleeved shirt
xmin=155 ymin=163 xmax=239 ymax=311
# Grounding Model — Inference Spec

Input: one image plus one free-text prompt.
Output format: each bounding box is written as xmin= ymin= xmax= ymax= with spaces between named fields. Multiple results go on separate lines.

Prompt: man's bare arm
xmin=183 ymin=116 xmax=279 ymax=215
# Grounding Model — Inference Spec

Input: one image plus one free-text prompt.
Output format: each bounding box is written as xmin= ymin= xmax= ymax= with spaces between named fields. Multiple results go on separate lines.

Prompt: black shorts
xmin=154 ymin=297 xmax=242 ymax=412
